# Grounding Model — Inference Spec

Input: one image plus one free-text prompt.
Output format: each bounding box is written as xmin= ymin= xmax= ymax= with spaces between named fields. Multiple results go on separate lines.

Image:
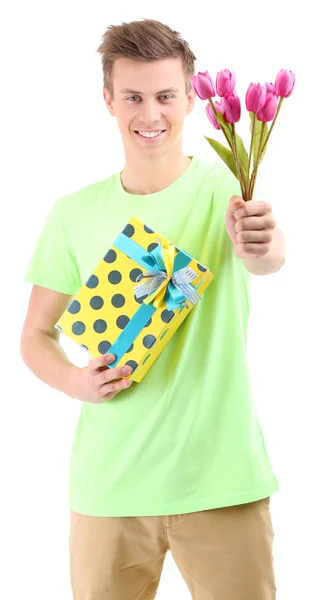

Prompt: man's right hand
xmin=69 ymin=354 xmax=133 ymax=403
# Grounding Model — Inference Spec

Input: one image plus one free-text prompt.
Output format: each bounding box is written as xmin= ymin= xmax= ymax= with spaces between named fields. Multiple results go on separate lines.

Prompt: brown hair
xmin=96 ymin=19 xmax=196 ymax=97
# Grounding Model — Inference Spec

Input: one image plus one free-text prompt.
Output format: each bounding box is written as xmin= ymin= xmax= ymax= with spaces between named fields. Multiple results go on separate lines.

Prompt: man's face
xmin=103 ymin=57 xmax=195 ymax=159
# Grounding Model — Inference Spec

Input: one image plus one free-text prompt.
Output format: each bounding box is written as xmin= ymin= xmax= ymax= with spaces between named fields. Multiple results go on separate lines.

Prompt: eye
xmin=126 ymin=95 xmax=141 ymax=102
xmin=160 ymin=95 xmax=174 ymax=101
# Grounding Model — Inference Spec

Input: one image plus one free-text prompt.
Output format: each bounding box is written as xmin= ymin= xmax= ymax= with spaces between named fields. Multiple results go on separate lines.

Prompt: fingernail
xmin=122 ymin=366 xmax=131 ymax=374
xmin=106 ymin=354 xmax=115 ymax=363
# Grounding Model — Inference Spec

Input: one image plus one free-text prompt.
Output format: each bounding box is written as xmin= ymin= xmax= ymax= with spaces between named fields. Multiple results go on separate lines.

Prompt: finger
xmin=236 ymin=230 xmax=273 ymax=244
xmin=235 ymin=215 xmax=272 ymax=232
xmin=228 ymin=196 xmax=245 ymax=215
xmin=234 ymin=201 xmax=271 ymax=219
xmin=89 ymin=353 xmax=116 ymax=371
xmin=95 ymin=364 xmax=133 ymax=387
xmin=237 ymin=242 xmax=270 ymax=256
xmin=102 ymin=390 xmax=119 ymax=402
xmin=100 ymin=378 xmax=132 ymax=396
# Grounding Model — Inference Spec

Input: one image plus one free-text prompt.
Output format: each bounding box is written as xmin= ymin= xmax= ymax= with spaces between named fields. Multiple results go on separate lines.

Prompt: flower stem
xmin=259 ymin=96 xmax=284 ymax=157
xmin=209 ymin=98 xmax=247 ymax=200
xmin=209 ymin=98 xmax=234 ymax=151
xmin=247 ymin=112 xmax=255 ymax=198
xmin=249 ymin=97 xmax=284 ymax=199
xmin=231 ymin=123 xmax=247 ymax=200
xmin=249 ymin=122 xmax=265 ymax=199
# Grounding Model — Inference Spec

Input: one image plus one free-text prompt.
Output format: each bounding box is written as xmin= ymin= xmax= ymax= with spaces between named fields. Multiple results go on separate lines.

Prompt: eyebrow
xmin=120 ymin=87 xmax=180 ymax=95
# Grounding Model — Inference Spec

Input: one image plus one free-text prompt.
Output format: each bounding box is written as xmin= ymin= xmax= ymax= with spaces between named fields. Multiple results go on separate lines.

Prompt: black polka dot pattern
xmin=93 ymin=319 xmax=107 ymax=333
xmin=56 ymin=217 xmax=208 ymax=382
xmin=143 ymin=334 xmax=156 ymax=349
xmin=98 ymin=340 xmax=112 ymax=354
xmin=161 ymin=309 xmax=175 ymax=323
xmin=72 ymin=321 xmax=86 ymax=335
xmin=116 ymin=315 xmax=130 ymax=329
xmin=104 ymin=249 xmax=117 ymax=263
xmin=90 ymin=296 xmax=104 ymax=310
xmin=86 ymin=274 xmax=99 ymax=288
xmin=134 ymin=293 xmax=148 ymax=304
xmin=108 ymin=270 xmax=122 ymax=284
xmin=111 ymin=294 xmax=125 ymax=308
xmin=123 ymin=224 xmax=135 ymax=238
xmin=68 ymin=300 xmax=81 ymax=314
xmin=129 ymin=268 xmax=143 ymax=282
xmin=125 ymin=360 xmax=138 ymax=372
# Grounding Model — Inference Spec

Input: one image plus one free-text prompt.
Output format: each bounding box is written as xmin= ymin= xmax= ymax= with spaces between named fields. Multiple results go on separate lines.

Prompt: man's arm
xmin=242 ymin=226 xmax=286 ymax=276
xmin=20 ymin=285 xmax=78 ymax=398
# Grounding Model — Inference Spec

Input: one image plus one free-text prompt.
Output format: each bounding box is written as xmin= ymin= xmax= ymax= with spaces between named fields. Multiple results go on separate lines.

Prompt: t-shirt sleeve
xmin=24 ymin=198 xmax=82 ymax=295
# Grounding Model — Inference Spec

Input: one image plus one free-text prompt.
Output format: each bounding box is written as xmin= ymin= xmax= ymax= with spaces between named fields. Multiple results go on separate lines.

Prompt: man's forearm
xmin=20 ymin=329 xmax=78 ymax=398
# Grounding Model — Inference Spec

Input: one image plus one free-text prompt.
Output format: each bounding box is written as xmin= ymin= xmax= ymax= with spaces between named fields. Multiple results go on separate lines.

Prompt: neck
xmin=120 ymin=148 xmax=191 ymax=195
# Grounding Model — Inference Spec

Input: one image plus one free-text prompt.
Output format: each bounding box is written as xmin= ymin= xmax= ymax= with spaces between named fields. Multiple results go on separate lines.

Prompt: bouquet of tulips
xmin=190 ymin=69 xmax=295 ymax=201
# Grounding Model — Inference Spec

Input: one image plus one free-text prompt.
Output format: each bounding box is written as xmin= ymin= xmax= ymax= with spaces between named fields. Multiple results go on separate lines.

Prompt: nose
xmin=137 ymin=98 xmax=162 ymax=126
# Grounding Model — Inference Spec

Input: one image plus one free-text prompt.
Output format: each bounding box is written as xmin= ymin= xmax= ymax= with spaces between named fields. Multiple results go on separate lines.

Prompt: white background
xmin=1 ymin=0 xmax=314 ymax=598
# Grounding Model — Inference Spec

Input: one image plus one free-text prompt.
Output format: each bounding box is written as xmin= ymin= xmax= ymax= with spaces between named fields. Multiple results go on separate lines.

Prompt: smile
xmin=134 ymin=130 xmax=167 ymax=141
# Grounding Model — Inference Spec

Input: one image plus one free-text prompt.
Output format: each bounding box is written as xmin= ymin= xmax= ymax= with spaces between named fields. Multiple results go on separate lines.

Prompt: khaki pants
xmin=69 ymin=497 xmax=276 ymax=599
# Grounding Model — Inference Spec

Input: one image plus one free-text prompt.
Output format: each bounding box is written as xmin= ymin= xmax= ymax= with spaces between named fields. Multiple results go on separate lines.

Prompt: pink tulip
xmin=190 ymin=71 xmax=216 ymax=100
xmin=245 ymin=83 xmax=267 ymax=112
xmin=216 ymin=69 xmax=235 ymax=97
xmin=205 ymin=103 xmax=220 ymax=130
xmin=275 ymin=69 xmax=295 ymax=98
xmin=265 ymin=82 xmax=277 ymax=96
xmin=256 ymin=93 xmax=278 ymax=122
xmin=214 ymin=99 xmax=225 ymax=115
xmin=221 ymin=92 xmax=241 ymax=123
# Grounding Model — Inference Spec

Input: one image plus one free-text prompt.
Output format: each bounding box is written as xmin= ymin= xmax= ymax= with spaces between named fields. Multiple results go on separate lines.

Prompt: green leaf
xmin=234 ymin=133 xmax=249 ymax=175
xmin=215 ymin=111 xmax=233 ymax=147
xmin=204 ymin=136 xmax=238 ymax=179
xmin=249 ymin=112 xmax=269 ymax=166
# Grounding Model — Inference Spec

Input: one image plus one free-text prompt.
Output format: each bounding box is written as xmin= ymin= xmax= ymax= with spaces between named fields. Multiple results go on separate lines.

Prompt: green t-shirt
xmin=24 ymin=156 xmax=279 ymax=516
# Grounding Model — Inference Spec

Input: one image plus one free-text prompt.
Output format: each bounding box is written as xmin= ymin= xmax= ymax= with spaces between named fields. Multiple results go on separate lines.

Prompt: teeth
xmin=137 ymin=130 xmax=163 ymax=138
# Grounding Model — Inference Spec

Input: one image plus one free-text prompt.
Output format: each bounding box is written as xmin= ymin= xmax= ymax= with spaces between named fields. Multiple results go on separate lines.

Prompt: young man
xmin=21 ymin=19 xmax=285 ymax=600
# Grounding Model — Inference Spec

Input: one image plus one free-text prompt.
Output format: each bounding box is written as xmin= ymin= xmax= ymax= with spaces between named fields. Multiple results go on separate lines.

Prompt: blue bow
xmin=134 ymin=238 xmax=201 ymax=311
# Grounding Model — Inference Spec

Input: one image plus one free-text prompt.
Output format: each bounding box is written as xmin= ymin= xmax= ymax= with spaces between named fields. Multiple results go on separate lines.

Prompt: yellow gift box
xmin=55 ymin=216 xmax=214 ymax=383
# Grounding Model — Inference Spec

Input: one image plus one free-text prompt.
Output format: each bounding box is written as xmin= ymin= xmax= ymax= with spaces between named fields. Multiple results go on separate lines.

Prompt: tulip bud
xmin=245 ymin=83 xmax=267 ymax=112
xmin=256 ymin=93 xmax=278 ymax=122
xmin=275 ymin=69 xmax=295 ymax=98
xmin=216 ymin=69 xmax=235 ymax=97
xmin=190 ymin=71 xmax=216 ymax=100
xmin=265 ymin=82 xmax=277 ymax=96
xmin=205 ymin=103 xmax=220 ymax=130
xmin=221 ymin=92 xmax=241 ymax=123
xmin=214 ymin=100 xmax=224 ymax=114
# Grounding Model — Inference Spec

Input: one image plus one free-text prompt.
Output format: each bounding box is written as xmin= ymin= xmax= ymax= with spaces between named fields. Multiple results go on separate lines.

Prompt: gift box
xmin=55 ymin=216 xmax=214 ymax=383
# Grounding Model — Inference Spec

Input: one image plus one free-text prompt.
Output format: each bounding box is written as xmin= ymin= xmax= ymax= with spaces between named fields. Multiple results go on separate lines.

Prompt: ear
xmin=186 ymin=87 xmax=196 ymax=115
xmin=103 ymin=88 xmax=115 ymax=117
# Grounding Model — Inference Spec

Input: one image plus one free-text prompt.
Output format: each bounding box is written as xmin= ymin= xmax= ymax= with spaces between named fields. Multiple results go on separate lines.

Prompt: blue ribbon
xmin=106 ymin=232 xmax=196 ymax=369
